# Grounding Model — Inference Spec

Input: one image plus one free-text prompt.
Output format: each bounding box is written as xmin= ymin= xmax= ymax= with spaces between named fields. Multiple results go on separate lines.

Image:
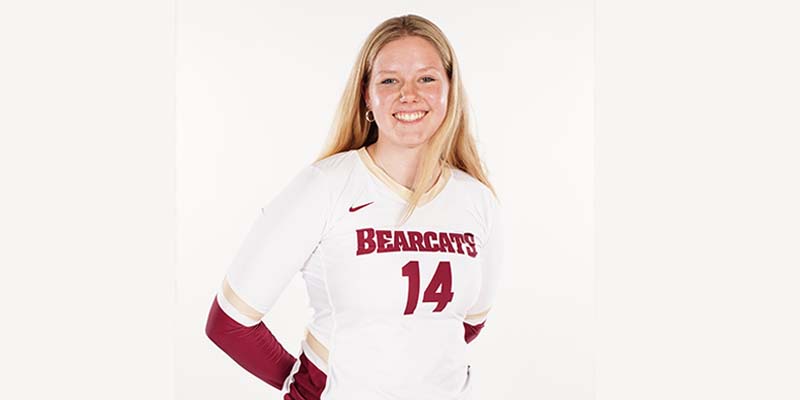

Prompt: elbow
xmin=206 ymin=295 xmax=257 ymax=350
xmin=205 ymin=296 xmax=228 ymax=346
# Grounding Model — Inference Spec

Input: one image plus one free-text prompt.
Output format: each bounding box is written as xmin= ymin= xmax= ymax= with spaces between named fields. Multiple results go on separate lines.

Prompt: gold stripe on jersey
xmin=305 ymin=329 xmax=330 ymax=365
xmin=465 ymin=307 xmax=491 ymax=324
xmin=357 ymin=146 xmax=451 ymax=206
xmin=222 ymin=277 xmax=265 ymax=321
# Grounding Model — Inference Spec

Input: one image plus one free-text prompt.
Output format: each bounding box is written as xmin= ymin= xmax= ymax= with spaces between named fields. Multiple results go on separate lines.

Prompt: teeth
xmin=394 ymin=111 xmax=427 ymax=121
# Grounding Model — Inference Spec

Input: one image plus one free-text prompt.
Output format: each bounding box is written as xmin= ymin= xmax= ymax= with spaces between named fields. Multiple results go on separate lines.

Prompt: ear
xmin=363 ymin=85 xmax=370 ymax=108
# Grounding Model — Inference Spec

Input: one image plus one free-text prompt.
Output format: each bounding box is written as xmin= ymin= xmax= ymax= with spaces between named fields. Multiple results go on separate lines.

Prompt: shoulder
xmin=265 ymin=151 xmax=356 ymax=203
xmin=448 ymin=168 xmax=503 ymax=239
xmin=295 ymin=149 xmax=360 ymax=205
xmin=448 ymin=168 xmax=500 ymax=210
xmin=260 ymin=151 xmax=359 ymax=225
xmin=307 ymin=149 xmax=359 ymax=184
xmin=283 ymin=150 xmax=358 ymax=189
xmin=311 ymin=149 xmax=358 ymax=172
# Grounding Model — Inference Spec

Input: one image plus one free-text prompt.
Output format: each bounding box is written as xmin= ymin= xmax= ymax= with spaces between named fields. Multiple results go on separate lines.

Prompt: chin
xmin=387 ymin=132 xmax=434 ymax=148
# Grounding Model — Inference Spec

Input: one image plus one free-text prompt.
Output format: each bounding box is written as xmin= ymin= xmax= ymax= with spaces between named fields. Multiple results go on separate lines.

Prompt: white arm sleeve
xmin=465 ymin=196 xmax=507 ymax=325
xmin=220 ymin=163 xmax=332 ymax=326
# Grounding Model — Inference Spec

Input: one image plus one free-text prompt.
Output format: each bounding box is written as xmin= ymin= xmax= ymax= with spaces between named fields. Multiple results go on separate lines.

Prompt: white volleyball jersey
xmin=215 ymin=146 xmax=506 ymax=400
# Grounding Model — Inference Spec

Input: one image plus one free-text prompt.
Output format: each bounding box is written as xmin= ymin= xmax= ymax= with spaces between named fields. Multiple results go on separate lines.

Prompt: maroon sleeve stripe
xmin=463 ymin=320 xmax=486 ymax=344
xmin=283 ymin=352 xmax=328 ymax=400
xmin=205 ymin=295 xmax=298 ymax=390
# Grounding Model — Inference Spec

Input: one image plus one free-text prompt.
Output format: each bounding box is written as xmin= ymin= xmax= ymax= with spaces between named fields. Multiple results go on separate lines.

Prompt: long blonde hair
xmin=316 ymin=14 xmax=498 ymax=226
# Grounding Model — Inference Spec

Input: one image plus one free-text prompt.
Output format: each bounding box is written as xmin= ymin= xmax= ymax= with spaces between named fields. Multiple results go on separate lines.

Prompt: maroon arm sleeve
xmin=463 ymin=320 xmax=486 ymax=344
xmin=205 ymin=296 xmax=297 ymax=390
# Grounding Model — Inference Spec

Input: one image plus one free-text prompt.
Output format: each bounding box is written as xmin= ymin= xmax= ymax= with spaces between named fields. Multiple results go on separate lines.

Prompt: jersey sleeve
xmin=217 ymin=163 xmax=332 ymax=327
xmin=465 ymin=196 xmax=507 ymax=325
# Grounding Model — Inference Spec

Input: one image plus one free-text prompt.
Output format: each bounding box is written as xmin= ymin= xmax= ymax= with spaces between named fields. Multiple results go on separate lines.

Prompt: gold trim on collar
xmin=357 ymin=146 xmax=451 ymax=206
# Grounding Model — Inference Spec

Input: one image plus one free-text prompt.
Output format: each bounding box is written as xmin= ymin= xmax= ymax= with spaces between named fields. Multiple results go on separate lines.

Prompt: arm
xmin=463 ymin=308 xmax=491 ymax=343
xmin=205 ymin=289 xmax=296 ymax=390
xmin=205 ymin=164 xmax=332 ymax=390
xmin=464 ymin=194 xmax=506 ymax=344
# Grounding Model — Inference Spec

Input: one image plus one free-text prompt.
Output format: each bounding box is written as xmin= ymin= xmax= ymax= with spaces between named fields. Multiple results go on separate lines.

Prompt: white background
xmin=1 ymin=1 xmax=797 ymax=399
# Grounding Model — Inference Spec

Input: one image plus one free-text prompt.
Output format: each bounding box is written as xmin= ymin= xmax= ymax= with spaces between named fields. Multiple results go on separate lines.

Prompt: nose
xmin=399 ymin=82 xmax=418 ymax=102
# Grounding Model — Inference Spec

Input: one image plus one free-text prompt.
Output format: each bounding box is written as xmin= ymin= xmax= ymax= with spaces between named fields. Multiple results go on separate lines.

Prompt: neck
xmin=367 ymin=142 xmax=430 ymax=190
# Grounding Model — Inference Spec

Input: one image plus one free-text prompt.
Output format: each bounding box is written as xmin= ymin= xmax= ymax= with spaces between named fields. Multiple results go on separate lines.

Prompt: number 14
xmin=401 ymin=260 xmax=454 ymax=315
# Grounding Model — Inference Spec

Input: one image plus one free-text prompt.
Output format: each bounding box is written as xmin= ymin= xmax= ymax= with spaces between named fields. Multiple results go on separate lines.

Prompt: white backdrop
xmin=176 ymin=1 xmax=594 ymax=399
xmin=4 ymin=1 xmax=799 ymax=399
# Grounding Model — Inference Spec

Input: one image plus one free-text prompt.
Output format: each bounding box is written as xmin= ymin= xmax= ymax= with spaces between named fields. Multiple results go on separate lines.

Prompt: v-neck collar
xmin=356 ymin=146 xmax=451 ymax=206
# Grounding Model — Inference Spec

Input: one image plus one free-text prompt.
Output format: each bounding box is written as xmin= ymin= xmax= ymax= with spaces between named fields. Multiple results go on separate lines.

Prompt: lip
xmin=392 ymin=110 xmax=429 ymax=115
xmin=392 ymin=110 xmax=428 ymax=123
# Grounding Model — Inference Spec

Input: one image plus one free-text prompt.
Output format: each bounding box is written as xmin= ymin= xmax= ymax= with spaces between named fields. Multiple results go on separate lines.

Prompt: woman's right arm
xmin=205 ymin=283 xmax=297 ymax=390
xmin=205 ymin=163 xmax=333 ymax=390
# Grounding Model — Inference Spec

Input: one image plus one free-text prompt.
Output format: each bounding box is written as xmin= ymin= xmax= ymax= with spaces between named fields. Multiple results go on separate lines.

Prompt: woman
xmin=205 ymin=14 xmax=506 ymax=400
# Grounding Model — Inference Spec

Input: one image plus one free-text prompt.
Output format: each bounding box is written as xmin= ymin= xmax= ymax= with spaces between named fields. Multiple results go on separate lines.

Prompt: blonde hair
xmin=315 ymin=14 xmax=498 ymax=226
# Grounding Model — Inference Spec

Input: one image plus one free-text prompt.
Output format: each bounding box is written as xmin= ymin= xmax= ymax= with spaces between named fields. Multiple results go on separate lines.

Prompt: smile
xmin=392 ymin=111 xmax=428 ymax=123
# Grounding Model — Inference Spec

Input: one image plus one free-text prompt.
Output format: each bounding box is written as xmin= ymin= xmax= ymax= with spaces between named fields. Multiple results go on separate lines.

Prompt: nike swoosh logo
xmin=349 ymin=201 xmax=374 ymax=212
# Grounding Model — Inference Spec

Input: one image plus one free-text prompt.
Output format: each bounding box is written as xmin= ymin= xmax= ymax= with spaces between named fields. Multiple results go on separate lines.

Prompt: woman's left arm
xmin=463 ymin=195 xmax=506 ymax=344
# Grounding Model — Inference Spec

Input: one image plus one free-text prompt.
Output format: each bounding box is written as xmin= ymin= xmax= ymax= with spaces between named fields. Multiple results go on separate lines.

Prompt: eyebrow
xmin=376 ymin=67 xmax=439 ymax=74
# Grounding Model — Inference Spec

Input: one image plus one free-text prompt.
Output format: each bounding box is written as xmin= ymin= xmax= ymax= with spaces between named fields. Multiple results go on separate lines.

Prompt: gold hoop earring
xmin=365 ymin=110 xmax=375 ymax=123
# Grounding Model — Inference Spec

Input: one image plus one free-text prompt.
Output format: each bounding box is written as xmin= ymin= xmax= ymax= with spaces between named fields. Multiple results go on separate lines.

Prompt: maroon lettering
xmin=407 ymin=231 xmax=423 ymax=252
xmin=463 ymin=233 xmax=477 ymax=257
xmin=355 ymin=228 xmax=476 ymax=257
xmin=422 ymin=231 xmax=439 ymax=252
xmin=448 ymin=233 xmax=466 ymax=255
xmin=356 ymin=228 xmax=376 ymax=255
xmin=394 ymin=230 xmax=410 ymax=252
xmin=401 ymin=260 xmax=420 ymax=314
xmin=403 ymin=260 xmax=455 ymax=315
xmin=437 ymin=232 xmax=454 ymax=253
xmin=423 ymin=261 xmax=454 ymax=311
xmin=376 ymin=230 xmax=397 ymax=253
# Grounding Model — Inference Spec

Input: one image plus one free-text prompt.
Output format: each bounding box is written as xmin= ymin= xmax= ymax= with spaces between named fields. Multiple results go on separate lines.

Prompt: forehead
xmin=373 ymin=36 xmax=444 ymax=72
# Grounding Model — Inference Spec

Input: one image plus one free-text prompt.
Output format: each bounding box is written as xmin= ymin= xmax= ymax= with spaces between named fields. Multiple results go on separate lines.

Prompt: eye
xmin=421 ymin=77 xmax=436 ymax=83
xmin=380 ymin=78 xmax=396 ymax=84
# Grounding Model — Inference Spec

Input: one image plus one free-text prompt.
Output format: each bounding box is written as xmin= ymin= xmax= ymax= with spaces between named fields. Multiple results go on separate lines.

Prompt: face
xmin=364 ymin=36 xmax=450 ymax=149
